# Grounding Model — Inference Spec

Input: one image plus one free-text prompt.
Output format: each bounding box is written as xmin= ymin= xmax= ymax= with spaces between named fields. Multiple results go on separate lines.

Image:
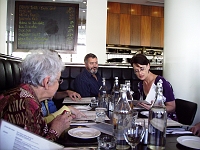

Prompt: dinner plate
xmin=73 ymin=105 xmax=92 ymax=111
xmin=68 ymin=127 xmax=101 ymax=139
xmin=177 ymin=136 xmax=200 ymax=149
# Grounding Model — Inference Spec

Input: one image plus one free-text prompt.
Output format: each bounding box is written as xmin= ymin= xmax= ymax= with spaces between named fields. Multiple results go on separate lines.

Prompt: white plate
xmin=140 ymin=111 xmax=149 ymax=117
xmin=73 ymin=105 xmax=92 ymax=111
xmin=68 ymin=127 xmax=101 ymax=139
xmin=177 ymin=136 xmax=200 ymax=149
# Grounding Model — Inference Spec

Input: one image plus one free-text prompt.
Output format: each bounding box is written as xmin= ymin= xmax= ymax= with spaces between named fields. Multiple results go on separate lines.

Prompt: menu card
xmin=0 ymin=119 xmax=64 ymax=150
xmin=63 ymin=97 xmax=93 ymax=104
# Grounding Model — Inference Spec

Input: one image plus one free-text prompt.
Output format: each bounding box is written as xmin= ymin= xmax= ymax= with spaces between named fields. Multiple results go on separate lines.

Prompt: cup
xmin=95 ymin=108 xmax=106 ymax=122
xmin=98 ymin=134 xmax=116 ymax=150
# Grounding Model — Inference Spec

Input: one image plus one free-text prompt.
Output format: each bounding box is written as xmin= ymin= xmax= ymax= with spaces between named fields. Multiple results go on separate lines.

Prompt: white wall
xmin=0 ymin=0 xmax=7 ymax=54
xmin=164 ymin=0 xmax=200 ymax=125
xmin=86 ymin=0 xmax=107 ymax=64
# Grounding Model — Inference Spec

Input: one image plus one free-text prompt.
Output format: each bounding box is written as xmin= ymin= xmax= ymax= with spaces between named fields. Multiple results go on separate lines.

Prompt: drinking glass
xmin=123 ymin=119 xmax=145 ymax=150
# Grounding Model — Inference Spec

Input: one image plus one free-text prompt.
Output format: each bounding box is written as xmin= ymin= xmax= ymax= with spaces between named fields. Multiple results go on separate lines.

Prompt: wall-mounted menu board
xmin=14 ymin=1 xmax=79 ymax=53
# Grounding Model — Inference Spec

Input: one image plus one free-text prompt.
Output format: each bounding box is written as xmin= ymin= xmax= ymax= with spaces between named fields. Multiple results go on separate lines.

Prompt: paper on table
xmin=74 ymin=111 xmax=110 ymax=121
xmin=63 ymin=97 xmax=94 ymax=104
xmin=0 ymin=119 xmax=64 ymax=150
xmin=144 ymin=118 xmax=183 ymax=127
xmin=86 ymin=122 xmax=114 ymax=136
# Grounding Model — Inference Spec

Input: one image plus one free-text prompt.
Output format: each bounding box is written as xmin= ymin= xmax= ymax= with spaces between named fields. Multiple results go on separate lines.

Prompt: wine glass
xmin=123 ymin=119 xmax=145 ymax=150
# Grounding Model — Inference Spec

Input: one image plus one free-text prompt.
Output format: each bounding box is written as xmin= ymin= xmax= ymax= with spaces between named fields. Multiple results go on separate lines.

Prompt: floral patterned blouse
xmin=0 ymin=84 xmax=58 ymax=141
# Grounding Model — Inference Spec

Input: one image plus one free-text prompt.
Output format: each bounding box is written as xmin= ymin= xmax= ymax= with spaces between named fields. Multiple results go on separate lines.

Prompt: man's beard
xmin=89 ymin=67 xmax=98 ymax=74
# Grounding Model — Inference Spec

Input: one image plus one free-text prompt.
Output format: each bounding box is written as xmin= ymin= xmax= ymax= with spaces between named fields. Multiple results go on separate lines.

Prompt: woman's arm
xmin=53 ymin=90 xmax=81 ymax=100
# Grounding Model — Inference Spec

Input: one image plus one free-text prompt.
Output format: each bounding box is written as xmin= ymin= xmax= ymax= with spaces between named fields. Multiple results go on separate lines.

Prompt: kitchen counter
xmin=64 ymin=62 xmax=163 ymax=70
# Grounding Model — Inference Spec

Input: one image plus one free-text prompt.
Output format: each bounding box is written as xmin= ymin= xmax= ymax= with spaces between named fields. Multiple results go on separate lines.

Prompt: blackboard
xmin=14 ymin=1 xmax=79 ymax=53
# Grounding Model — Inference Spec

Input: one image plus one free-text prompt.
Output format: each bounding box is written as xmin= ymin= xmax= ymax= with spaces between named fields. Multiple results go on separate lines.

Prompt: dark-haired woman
xmin=130 ymin=54 xmax=176 ymax=120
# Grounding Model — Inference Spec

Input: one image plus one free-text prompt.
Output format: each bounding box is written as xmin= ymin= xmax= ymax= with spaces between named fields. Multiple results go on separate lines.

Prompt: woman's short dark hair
xmin=84 ymin=53 xmax=97 ymax=63
xmin=130 ymin=54 xmax=150 ymax=67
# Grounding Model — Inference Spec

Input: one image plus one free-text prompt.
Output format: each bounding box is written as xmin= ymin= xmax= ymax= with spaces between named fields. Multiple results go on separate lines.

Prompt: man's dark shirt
xmin=74 ymin=68 xmax=102 ymax=97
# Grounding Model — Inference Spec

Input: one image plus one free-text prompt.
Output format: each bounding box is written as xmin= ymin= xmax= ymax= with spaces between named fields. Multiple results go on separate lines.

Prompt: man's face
xmin=85 ymin=57 xmax=98 ymax=74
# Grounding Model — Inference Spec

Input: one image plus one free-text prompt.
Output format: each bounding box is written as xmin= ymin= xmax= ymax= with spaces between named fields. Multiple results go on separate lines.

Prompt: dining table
xmin=56 ymin=97 xmax=199 ymax=150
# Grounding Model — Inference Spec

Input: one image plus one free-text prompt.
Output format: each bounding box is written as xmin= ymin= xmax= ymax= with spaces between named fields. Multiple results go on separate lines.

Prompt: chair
xmin=175 ymin=98 xmax=197 ymax=125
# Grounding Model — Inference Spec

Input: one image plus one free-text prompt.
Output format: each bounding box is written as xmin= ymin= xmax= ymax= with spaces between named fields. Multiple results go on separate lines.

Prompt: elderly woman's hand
xmin=190 ymin=122 xmax=200 ymax=136
xmin=66 ymin=90 xmax=81 ymax=101
xmin=50 ymin=111 xmax=72 ymax=136
xmin=68 ymin=106 xmax=86 ymax=119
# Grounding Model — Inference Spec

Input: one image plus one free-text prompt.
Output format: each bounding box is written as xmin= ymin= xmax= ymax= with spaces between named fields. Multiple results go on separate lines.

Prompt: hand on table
xmin=67 ymin=90 xmax=81 ymax=101
xmin=68 ymin=106 xmax=87 ymax=119
xmin=50 ymin=111 xmax=72 ymax=136
xmin=190 ymin=122 xmax=200 ymax=136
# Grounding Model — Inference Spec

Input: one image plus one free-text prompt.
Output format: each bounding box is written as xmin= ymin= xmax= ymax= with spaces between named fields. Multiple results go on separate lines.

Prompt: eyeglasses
xmin=57 ymin=79 xmax=63 ymax=84
xmin=134 ymin=67 xmax=146 ymax=74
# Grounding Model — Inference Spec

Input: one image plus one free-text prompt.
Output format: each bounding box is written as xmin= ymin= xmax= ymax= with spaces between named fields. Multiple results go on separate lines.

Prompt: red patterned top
xmin=0 ymin=84 xmax=58 ymax=141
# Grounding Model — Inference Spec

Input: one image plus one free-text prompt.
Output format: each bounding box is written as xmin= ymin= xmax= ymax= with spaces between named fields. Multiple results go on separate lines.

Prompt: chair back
xmin=175 ymin=98 xmax=197 ymax=125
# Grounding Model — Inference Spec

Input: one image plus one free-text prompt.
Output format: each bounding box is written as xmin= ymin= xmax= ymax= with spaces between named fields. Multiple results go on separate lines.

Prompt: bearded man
xmin=74 ymin=53 xmax=103 ymax=97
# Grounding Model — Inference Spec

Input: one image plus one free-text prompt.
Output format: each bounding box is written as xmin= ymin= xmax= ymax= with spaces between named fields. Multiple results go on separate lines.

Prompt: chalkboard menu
xmin=14 ymin=1 xmax=79 ymax=53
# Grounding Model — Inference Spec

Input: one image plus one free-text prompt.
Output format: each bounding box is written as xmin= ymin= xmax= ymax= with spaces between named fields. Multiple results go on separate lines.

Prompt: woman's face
xmin=47 ymin=72 xmax=61 ymax=98
xmin=132 ymin=64 xmax=150 ymax=80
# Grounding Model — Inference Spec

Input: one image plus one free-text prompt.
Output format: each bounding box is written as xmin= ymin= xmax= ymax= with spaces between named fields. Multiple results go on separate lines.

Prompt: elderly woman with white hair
xmin=0 ymin=50 xmax=84 ymax=141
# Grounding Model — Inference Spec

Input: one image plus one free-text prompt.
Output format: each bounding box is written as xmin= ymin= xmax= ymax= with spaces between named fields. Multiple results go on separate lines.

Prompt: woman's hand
xmin=66 ymin=90 xmax=81 ymax=101
xmin=138 ymin=102 xmax=152 ymax=110
xmin=50 ymin=111 xmax=72 ymax=136
xmin=68 ymin=106 xmax=86 ymax=119
xmin=190 ymin=122 xmax=200 ymax=136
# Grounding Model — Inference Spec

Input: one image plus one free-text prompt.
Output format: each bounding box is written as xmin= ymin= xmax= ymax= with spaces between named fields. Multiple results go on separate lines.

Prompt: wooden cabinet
xmin=107 ymin=2 xmax=164 ymax=48
xmin=107 ymin=13 xmax=120 ymax=44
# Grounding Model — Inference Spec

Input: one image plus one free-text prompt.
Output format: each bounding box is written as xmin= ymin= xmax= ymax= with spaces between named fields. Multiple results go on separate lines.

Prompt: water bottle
xmin=113 ymin=84 xmax=132 ymax=150
xmin=147 ymin=79 xmax=167 ymax=150
xmin=109 ymin=77 xmax=120 ymax=111
xmin=98 ymin=78 xmax=108 ymax=110
xmin=125 ymin=80 xmax=134 ymax=109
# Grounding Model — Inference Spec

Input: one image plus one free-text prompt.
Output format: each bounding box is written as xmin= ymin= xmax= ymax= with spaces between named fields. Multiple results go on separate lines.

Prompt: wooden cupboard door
xmin=160 ymin=17 xmax=164 ymax=47
xmin=151 ymin=17 xmax=161 ymax=47
xmin=141 ymin=16 xmax=151 ymax=46
xmin=131 ymin=4 xmax=141 ymax=15
xmin=107 ymin=2 xmax=120 ymax=13
xmin=120 ymin=14 xmax=130 ymax=45
xmin=130 ymin=15 xmax=141 ymax=46
xmin=120 ymin=3 xmax=130 ymax=14
xmin=151 ymin=6 xmax=164 ymax=17
xmin=107 ymin=13 xmax=120 ymax=44
xmin=141 ymin=5 xmax=151 ymax=16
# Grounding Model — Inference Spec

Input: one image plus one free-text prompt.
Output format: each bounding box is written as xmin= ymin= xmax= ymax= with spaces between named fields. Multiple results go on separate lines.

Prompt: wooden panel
xmin=120 ymin=14 xmax=130 ymax=45
xmin=120 ymin=3 xmax=130 ymax=14
xmin=130 ymin=15 xmax=141 ymax=46
xmin=160 ymin=17 xmax=164 ymax=47
xmin=151 ymin=6 xmax=163 ymax=17
xmin=107 ymin=13 xmax=120 ymax=44
xmin=107 ymin=2 xmax=120 ymax=13
xmin=151 ymin=17 xmax=161 ymax=47
xmin=131 ymin=4 xmax=141 ymax=15
xmin=141 ymin=16 xmax=151 ymax=46
xmin=141 ymin=5 xmax=151 ymax=16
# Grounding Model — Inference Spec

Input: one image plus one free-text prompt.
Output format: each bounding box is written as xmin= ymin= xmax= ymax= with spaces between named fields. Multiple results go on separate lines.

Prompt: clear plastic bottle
xmin=147 ymin=79 xmax=167 ymax=150
xmin=110 ymin=77 xmax=120 ymax=111
xmin=113 ymin=84 xmax=132 ymax=150
xmin=98 ymin=78 xmax=108 ymax=110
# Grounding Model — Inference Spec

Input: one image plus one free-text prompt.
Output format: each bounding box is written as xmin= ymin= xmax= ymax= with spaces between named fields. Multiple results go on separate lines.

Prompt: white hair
xmin=20 ymin=49 xmax=64 ymax=87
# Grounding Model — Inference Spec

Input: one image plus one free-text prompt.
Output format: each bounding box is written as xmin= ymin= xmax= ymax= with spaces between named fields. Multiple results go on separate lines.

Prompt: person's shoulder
xmin=155 ymin=76 xmax=173 ymax=87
